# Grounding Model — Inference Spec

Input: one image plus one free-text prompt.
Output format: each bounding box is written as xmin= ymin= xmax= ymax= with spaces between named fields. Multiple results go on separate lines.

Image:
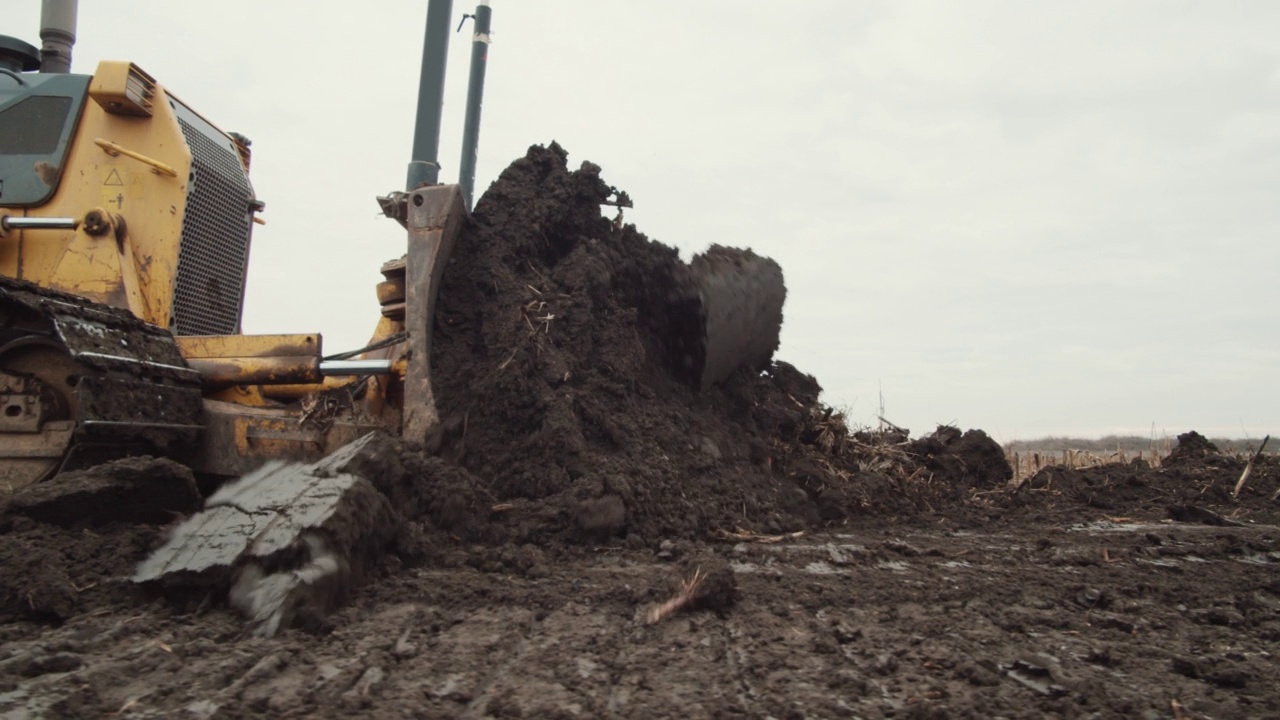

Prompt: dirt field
xmin=4 ymin=448 xmax=1280 ymax=719
xmin=3 ymin=147 xmax=1278 ymax=718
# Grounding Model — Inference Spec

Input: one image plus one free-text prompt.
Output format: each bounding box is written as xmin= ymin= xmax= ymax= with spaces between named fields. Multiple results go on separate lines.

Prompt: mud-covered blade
xmin=692 ymin=245 xmax=786 ymax=391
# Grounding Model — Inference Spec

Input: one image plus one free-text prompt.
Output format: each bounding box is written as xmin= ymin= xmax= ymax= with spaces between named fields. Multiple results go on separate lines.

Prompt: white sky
xmin=8 ymin=1 xmax=1279 ymax=441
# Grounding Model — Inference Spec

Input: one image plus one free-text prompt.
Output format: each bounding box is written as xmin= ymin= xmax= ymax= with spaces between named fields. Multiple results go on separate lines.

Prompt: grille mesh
xmin=171 ymin=107 xmax=254 ymax=336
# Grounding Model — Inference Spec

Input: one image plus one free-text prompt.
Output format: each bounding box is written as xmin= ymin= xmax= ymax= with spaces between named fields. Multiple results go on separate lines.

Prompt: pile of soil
xmin=1010 ymin=435 xmax=1280 ymax=525
xmin=412 ymin=143 xmax=1011 ymax=545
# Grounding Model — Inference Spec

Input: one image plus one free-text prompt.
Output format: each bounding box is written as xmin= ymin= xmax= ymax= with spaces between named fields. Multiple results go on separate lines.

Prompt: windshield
xmin=0 ymin=72 xmax=90 ymax=207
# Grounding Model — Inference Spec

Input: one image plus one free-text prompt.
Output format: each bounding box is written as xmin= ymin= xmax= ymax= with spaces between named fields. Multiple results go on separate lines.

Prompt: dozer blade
xmin=688 ymin=245 xmax=787 ymax=391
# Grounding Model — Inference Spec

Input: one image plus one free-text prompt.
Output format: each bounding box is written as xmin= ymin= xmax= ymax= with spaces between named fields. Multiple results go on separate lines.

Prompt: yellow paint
xmin=186 ymin=355 xmax=321 ymax=387
xmin=0 ymin=60 xmax=193 ymax=327
xmin=207 ymin=385 xmax=272 ymax=407
xmin=93 ymin=138 xmax=178 ymax=177
xmin=0 ymin=59 xmax=412 ymax=441
xmin=88 ymin=61 xmax=156 ymax=117
xmin=176 ymin=333 xmax=322 ymax=360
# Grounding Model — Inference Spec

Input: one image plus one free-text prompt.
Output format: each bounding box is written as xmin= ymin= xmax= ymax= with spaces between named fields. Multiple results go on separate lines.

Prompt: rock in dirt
xmin=392 ymin=629 xmax=418 ymax=659
xmin=1002 ymin=652 xmax=1076 ymax=697
xmin=134 ymin=433 xmax=398 ymax=636
xmin=344 ymin=666 xmax=386 ymax=706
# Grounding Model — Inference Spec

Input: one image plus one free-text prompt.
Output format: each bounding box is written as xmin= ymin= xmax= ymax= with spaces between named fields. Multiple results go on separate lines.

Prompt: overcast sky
xmin=9 ymin=2 xmax=1278 ymax=441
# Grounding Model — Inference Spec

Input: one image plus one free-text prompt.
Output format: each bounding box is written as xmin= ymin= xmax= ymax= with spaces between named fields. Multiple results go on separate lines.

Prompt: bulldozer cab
xmin=0 ymin=40 xmax=88 ymax=208
xmin=1 ymin=38 xmax=259 ymax=337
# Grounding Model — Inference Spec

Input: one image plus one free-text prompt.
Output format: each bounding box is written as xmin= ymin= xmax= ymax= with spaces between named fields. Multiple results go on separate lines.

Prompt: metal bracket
xmin=376 ymin=192 xmax=409 ymax=229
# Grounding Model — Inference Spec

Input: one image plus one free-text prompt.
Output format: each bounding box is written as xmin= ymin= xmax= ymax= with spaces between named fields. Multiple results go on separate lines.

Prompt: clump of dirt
xmin=679 ymin=555 xmax=738 ymax=612
xmin=1009 ymin=433 xmax=1280 ymax=524
xmin=644 ymin=555 xmax=738 ymax=625
xmin=417 ymin=142 xmax=1012 ymax=546
xmin=0 ymin=457 xmax=198 ymax=622
xmin=907 ymin=426 xmax=1013 ymax=492
xmin=1164 ymin=430 xmax=1229 ymax=467
xmin=0 ymin=517 xmax=163 ymax=622
xmin=8 ymin=456 xmax=200 ymax=526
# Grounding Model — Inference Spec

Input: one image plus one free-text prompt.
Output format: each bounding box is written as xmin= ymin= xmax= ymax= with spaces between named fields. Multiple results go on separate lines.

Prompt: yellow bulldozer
xmin=1 ymin=0 xmax=784 ymax=633
xmin=0 ymin=0 xmax=480 ymax=490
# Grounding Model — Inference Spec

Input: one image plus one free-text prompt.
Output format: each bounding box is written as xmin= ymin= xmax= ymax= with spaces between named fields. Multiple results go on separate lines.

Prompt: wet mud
xmin=3 ymin=450 xmax=1280 ymax=718
xmin=2 ymin=146 xmax=1279 ymax=717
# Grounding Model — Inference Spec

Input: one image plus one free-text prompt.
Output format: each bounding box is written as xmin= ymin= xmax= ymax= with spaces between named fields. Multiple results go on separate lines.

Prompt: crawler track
xmin=0 ymin=279 xmax=204 ymax=490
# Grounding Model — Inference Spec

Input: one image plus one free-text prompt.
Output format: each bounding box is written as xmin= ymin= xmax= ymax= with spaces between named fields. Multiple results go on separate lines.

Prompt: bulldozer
xmin=0 ymin=1 xmax=785 ymax=632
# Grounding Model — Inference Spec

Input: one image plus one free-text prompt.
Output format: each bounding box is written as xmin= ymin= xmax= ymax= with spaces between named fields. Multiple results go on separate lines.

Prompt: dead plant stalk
xmin=645 ymin=568 xmax=705 ymax=625
xmin=1231 ymin=434 xmax=1268 ymax=499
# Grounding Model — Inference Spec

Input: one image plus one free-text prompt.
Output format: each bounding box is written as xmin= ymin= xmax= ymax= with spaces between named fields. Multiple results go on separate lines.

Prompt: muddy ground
xmin=3 ymin=146 xmax=1279 ymax=717
xmin=3 ymin=446 xmax=1280 ymax=719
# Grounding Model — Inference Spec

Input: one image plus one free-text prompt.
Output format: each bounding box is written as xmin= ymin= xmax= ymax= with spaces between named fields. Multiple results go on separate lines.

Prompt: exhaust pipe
xmin=39 ymin=0 xmax=78 ymax=74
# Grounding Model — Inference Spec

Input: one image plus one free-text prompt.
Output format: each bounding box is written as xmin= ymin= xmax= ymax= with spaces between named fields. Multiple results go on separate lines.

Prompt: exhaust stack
xmin=39 ymin=0 xmax=78 ymax=74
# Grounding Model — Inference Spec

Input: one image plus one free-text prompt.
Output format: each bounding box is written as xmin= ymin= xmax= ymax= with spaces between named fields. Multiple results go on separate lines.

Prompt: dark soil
xmin=423 ymin=143 xmax=1012 ymax=546
xmin=2 ymin=446 xmax=1279 ymax=718
xmin=2 ymin=145 xmax=1279 ymax=717
xmin=0 ymin=457 xmax=198 ymax=623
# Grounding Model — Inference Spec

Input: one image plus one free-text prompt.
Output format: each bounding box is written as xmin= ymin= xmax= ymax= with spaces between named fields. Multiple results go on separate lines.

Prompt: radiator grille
xmin=170 ymin=100 xmax=254 ymax=335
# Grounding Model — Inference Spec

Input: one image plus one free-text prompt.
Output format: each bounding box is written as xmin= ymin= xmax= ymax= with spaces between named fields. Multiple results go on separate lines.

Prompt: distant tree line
xmin=1004 ymin=435 xmax=1268 ymax=454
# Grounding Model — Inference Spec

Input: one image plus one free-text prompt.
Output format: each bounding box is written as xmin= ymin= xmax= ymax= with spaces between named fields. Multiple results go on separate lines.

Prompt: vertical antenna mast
xmin=458 ymin=1 xmax=492 ymax=211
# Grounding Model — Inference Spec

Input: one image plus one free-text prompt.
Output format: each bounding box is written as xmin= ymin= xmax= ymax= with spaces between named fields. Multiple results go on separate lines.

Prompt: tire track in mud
xmin=453 ymin=609 xmax=537 ymax=717
xmin=710 ymin=530 xmax=1170 ymax=716
xmin=460 ymin=603 xmax=599 ymax=717
xmin=378 ymin=563 xmax=673 ymax=717
xmin=5 ymin=522 xmax=1280 ymax=717
xmin=349 ymin=596 xmax=538 ymax=716
xmin=747 ymin=524 xmax=1280 ymax=717
xmin=604 ymin=612 xmax=746 ymax=716
xmin=722 ymin=569 xmax=873 ymax=718
xmin=720 ymin=619 xmax=761 ymax=712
